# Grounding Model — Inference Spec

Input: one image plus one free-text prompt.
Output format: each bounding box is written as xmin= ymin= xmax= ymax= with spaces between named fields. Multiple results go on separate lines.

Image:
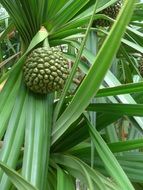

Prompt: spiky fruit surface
xmin=92 ymin=0 xmax=122 ymax=27
xmin=139 ymin=57 xmax=143 ymax=77
xmin=23 ymin=47 xmax=69 ymax=94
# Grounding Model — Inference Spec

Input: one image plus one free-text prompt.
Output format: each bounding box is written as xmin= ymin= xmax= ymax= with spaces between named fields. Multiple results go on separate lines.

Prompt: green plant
xmin=0 ymin=5 xmax=19 ymax=77
xmin=0 ymin=0 xmax=143 ymax=190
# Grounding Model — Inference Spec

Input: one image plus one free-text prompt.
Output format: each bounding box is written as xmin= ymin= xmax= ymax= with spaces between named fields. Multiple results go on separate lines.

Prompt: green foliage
xmin=0 ymin=0 xmax=143 ymax=190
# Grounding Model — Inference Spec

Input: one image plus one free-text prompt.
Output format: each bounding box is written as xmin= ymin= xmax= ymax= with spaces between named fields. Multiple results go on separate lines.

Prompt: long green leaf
xmin=109 ymin=139 xmax=143 ymax=153
xmin=87 ymin=103 xmax=143 ymax=117
xmin=22 ymin=92 xmax=54 ymax=190
xmin=0 ymin=161 xmax=38 ymax=190
xmin=0 ymin=27 xmax=49 ymax=139
xmin=53 ymin=154 xmax=120 ymax=190
xmin=57 ymin=166 xmax=75 ymax=190
xmin=66 ymin=53 xmax=143 ymax=97
xmin=50 ymin=0 xmax=89 ymax=31
xmin=52 ymin=0 xmax=136 ymax=144
xmin=86 ymin=117 xmax=135 ymax=190
xmin=53 ymin=154 xmax=104 ymax=190
xmin=0 ymin=83 xmax=27 ymax=189
xmin=96 ymin=82 xmax=143 ymax=97
xmin=0 ymin=73 xmax=22 ymax=139
xmin=53 ymin=0 xmax=99 ymax=122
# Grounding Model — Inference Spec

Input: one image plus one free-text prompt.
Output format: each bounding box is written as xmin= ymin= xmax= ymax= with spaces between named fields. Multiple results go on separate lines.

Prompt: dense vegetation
xmin=0 ymin=1 xmax=143 ymax=190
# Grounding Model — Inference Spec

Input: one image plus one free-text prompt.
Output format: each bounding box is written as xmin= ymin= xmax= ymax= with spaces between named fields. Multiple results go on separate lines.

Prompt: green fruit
xmin=139 ymin=56 xmax=143 ymax=77
xmin=93 ymin=0 xmax=122 ymax=27
xmin=23 ymin=47 xmax=69 ymax=94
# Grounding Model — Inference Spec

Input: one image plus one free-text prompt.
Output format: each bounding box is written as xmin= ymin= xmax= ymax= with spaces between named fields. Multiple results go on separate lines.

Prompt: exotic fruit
xmin=139 ymin=56 xmax=143 ymax=77
xmin=92 ymin=0 xmax=122 ymax=27
xmin=23 ymin=47 xmax=69 ymax=94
